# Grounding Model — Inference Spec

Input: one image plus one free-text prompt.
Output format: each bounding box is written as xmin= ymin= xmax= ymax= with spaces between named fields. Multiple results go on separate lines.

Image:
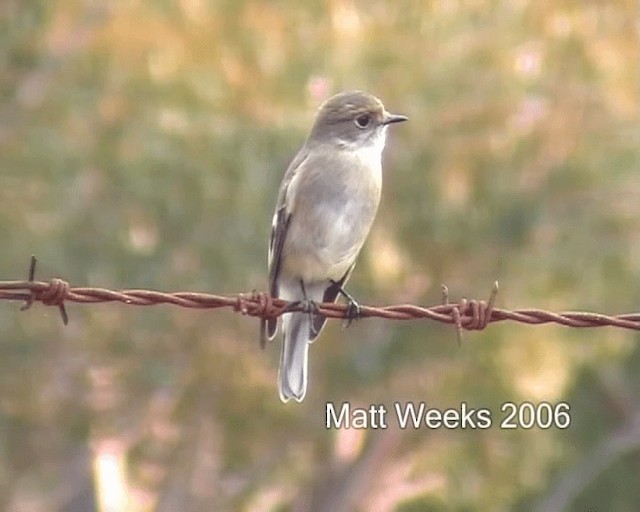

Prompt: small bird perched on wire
xmin=261 ymin=91 xmax=407 ymax=403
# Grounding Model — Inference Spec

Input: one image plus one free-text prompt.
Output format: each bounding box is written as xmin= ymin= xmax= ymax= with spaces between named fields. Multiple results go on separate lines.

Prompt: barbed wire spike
xmin=440 ymin=282 xmax=499 ymax=346
xmin=441 ymin=284 xmax=463 ymax=346
xmin=19 ymin=255 xmax=69 ymax=325
xmin=19 ymin=255 xmax=37 ymax=313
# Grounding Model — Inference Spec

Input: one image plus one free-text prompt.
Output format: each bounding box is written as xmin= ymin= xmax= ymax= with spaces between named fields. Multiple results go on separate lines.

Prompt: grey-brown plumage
xmin=262 ymin=91 xmax=407 ymax=402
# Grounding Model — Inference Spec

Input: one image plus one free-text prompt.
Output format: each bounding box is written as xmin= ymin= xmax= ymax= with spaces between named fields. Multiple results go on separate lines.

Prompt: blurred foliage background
xmin=1 ymin=0 xmax=639 ymax=511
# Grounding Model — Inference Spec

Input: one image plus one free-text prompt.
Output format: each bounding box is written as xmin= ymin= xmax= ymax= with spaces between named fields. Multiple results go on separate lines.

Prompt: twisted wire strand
xmin=1 ymin=268 xmax=639 ymax=332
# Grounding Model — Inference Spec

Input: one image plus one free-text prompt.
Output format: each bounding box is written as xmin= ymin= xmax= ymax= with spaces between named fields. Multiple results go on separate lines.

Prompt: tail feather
xmin=277 ymin=277 xmax=351 ymax=402
xmin=279 ymin=312 xmax=311 ymax=402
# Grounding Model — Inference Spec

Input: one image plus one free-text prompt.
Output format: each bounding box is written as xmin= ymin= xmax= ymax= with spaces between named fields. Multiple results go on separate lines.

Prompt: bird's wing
xmin=262 ymin=148 xmax=309 ymax=345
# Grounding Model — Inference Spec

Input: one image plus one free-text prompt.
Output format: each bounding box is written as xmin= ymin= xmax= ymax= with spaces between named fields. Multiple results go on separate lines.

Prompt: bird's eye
xmin=355 ymin=114 xmax=372 ymax=129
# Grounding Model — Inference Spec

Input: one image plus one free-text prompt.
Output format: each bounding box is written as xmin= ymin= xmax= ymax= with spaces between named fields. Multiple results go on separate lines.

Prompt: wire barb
xmin=18 ymin=256 xmax=69 ymax=325
xmin=19 ymin=255 xmax=37 ymax=313
xmin=440 ymin=282 xmax=499 ymax=345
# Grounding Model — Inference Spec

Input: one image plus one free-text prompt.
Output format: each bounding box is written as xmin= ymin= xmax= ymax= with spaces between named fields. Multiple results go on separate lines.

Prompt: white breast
xmin=350 ymin=126 xmax=387 ymax=188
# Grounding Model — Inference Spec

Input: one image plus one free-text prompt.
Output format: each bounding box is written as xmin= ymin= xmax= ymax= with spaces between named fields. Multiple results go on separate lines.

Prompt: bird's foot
xmin=331 ymin=281 xmax=362 ymax=329
xmin=283 ymin=299 xmax=321 ymax=337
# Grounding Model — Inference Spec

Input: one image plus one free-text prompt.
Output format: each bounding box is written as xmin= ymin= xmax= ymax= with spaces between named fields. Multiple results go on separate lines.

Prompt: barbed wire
xmin=1 ymin=258 xmax=639 ymax=338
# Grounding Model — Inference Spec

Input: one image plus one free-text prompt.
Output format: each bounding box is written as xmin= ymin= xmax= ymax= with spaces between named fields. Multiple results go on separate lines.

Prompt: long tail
xmin=279 ymin=312 xmax=311 ymax=402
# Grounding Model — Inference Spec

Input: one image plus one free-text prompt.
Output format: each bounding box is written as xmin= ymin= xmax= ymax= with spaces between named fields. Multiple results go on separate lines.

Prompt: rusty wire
xmin=1 ymin=257 xmax=640 ymax=334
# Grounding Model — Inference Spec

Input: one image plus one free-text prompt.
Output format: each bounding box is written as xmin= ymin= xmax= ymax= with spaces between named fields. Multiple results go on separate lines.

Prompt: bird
xmin=261 ymin=90 xmax=407 ymax=402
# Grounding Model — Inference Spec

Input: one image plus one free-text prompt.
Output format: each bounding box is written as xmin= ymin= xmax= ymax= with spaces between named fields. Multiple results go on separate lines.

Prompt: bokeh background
xmin=1 ymin=1 xmax=639 ymax=511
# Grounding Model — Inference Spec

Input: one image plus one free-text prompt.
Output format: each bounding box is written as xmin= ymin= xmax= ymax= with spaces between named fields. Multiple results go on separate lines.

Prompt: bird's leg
xmin=279 ymin=281 xmax=319 ymax=335
xmin=330 ymin=280 xmax=362 ymax=329
xmin=299 ymin=280 xmax=320 ymax=336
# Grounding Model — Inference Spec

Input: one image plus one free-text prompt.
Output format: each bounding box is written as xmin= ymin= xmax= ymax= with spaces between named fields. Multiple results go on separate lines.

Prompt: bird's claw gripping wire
xmin=331 ymin=282 xmax=361 ymax=330
xmin=280 ymin=298 xmax=321 ymax=337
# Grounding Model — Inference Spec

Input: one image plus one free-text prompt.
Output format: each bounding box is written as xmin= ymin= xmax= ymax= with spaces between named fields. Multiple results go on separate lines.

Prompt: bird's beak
xmin=382 ymin=112 xmax=408 ymax=125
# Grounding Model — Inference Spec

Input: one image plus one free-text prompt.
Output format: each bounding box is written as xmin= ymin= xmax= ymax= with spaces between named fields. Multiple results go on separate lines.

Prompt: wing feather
xmin=261 ymin=148 xmax=309 ymax=346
